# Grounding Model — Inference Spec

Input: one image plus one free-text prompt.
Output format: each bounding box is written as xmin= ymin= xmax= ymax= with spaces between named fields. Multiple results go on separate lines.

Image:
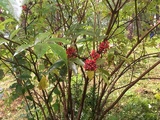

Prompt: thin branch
xmin=47 ymin=81 xmax=59 ymax=103
xmin=0 ymin=57 xmax=35 ymax=74
xmin=135 ymin=0 xmax=140 ymax=42
xmin=0 ymin=35 xmax=20 ymax=45
xmin=97 ymin=22 xmax=160 ymax=116
xmin=110 ymin=21 xmax=160 ymax=77
xmin=100 ymin=60 xmax=160 ymax=120
xmin=141 ymin=77 xmax=160 ymax=80
xmin=67 ymin=69 xmax=74 ymax=120
xmin=76 ymin=67 xmax=88 ymax=120
xmin=106 ymin=0 xmax=113 ymax=12
xmin=116 ymin=0 xmax=129 ymax=11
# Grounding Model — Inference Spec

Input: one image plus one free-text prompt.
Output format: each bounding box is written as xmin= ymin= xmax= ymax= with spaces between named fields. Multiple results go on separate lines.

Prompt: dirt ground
xmin=0 ymin=96 xmax=24 ymax=120
xmin=0 ymin=79 xmax=25 ymax=120
xmin=0 ymin=72 xmax=159 ymax=120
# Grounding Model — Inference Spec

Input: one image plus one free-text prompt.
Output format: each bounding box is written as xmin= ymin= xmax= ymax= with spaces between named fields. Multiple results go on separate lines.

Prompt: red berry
xmin=22 ymin=5 xmax=28 ymax=11
xmin=98 ymin=40 xmax=109 ymax=54
xmin=0 ymin=17 xmax=5 ymax=22
xmin=84 ymin=59 xmax=97 ymax=71
xmin=66 ymin=47 xmax=77 ymax=58
xmin=90 ymin=50 xmax=100 ymax=61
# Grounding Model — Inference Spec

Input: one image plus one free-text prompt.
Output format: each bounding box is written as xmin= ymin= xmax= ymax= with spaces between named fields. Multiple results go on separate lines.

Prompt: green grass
xmin=106 ymin=79 xmax=160 ymax=120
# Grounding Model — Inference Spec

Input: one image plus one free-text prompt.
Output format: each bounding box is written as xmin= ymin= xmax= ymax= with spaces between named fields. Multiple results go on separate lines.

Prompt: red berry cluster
xmin=84 ymin=59 xmax=97 ymax=71
xmin=66 ymin=41 xmax=109 ymax=71
xmin=98 ymin=40 xmax=109 ymax=54
xmin=66 ymin=47 xmax=77 ymax=58
xmin=84 ymin=40 xmax=109 ymax=71
xmin=90 ymin=50 xmax=100 ymax=61
xmin=84 ymin=51 xmax=99 ymax=71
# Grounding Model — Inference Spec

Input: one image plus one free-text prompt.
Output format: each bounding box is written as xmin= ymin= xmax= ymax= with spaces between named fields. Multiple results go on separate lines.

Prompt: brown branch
xmin=99 ymin=59 xmax=160 ymax=120
xmin=47 ymin=81 xmax=59 ymax=103
xmin=58 ymin=82 xmax=69 ymax=120
xmin=0 ymin=35 xmax=20 ymax=45
xmin=76 ymin=67 xmax=89 ymax=120
xmin=114 ymin=0 xmax=121 ymax=12
xmin=110 ymin=21 xmax=160 ymax=76
xmin=141 ymin=77 xmax=160 ymax=80
xmin=105 ymin=11 xmax=118 ymax=39
xmin=0 ymin=56 xmax=35 ymax=74
xmin=97 ymin=22 xmax=160 ymax=117
xmin=135 ymin=0 xmax=140 ymax=42
xmin=106 ymin=0 xmax=113 ymax=12
xmin=67 ymin=69 xmax=74 ymax=120
xmin=56 ymin=0 xmax=69 ymax=30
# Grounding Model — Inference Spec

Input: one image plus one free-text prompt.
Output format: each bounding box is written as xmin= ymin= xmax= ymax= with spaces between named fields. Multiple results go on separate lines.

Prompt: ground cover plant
xmin=0 ymin=0 xmax=160 ymax=119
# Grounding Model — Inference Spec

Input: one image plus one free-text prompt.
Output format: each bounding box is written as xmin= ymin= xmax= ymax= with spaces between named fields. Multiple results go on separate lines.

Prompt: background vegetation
xmin=0 ymin=0 xmax=160 ymax=120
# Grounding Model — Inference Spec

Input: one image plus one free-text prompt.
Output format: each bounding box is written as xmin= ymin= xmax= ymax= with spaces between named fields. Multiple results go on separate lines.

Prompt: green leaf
xmin=18 ymin=73 xmax=31 ymax=80
xmin=77 ymin=37 xmax=93 ymax=43
xmin=10 ymin=83 xmax=18 ymax=89
xmin=50 ymin=44 xmax=68 ymax=65
xmin=99 ymin=68 xmax=110 ymax=77
xmin=14 ymin=44 xmax=32 ymax=56
xmin=28 ymin=118 xmax=34 ymax=120
xmin=96 ymin=58 xmax=106 ymax=66
xmin=47 ymin=38 xmax=70 ymax=44
xmin=59 ymin=65 xmax=67 ymax=77
xmin=0 ymin=0 xmax=23 ymax=21
xmin=70 ymin=58 xmax=84 ymax=66
xmin=47 ymin=59 xmax=65 ymax=74
xmin=99 ymin=68 xmax=110 ymax=84
xmin=26 ymin=96 xmax=33 ymax=101
xmin=77 ymin=30 xmax=95 ymax=36
xmin=35 ymin=32 xmax=51 ymax=44
xmin=10 ymin=28 xmax=21 ymax=39
xmin=0 ymin=18 xmax=14 ymax=30
xmin=16 ymin=85 xmax=25 ymax=95
xmin=53 ymin=87 xmax=60 ymax=95
xmin=102 ymin=74 xmax=109 ymax=84
xmin=26 ymin=84 xmax=34 ymax=89
xmin=107 ymin=49 xmax=115 ymax=66
xmin=118 ymin=55 xmax=130 ymax=63
xmin=48 ymin=95 xmax=53 ymax=103
xmin=108 ymin=115 xmax=119 ymax=120
xmin=53 ymin=100 xmax=60 ymax=112
xmin=0 ymin=39 xmax=8 ymax=45
xmin=34 ymin=43 xmax=49 ymax=59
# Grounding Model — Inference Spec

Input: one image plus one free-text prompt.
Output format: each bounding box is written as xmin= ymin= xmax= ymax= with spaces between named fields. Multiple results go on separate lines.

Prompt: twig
xmin=100 ymin=60 xmax=160 ymax=119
